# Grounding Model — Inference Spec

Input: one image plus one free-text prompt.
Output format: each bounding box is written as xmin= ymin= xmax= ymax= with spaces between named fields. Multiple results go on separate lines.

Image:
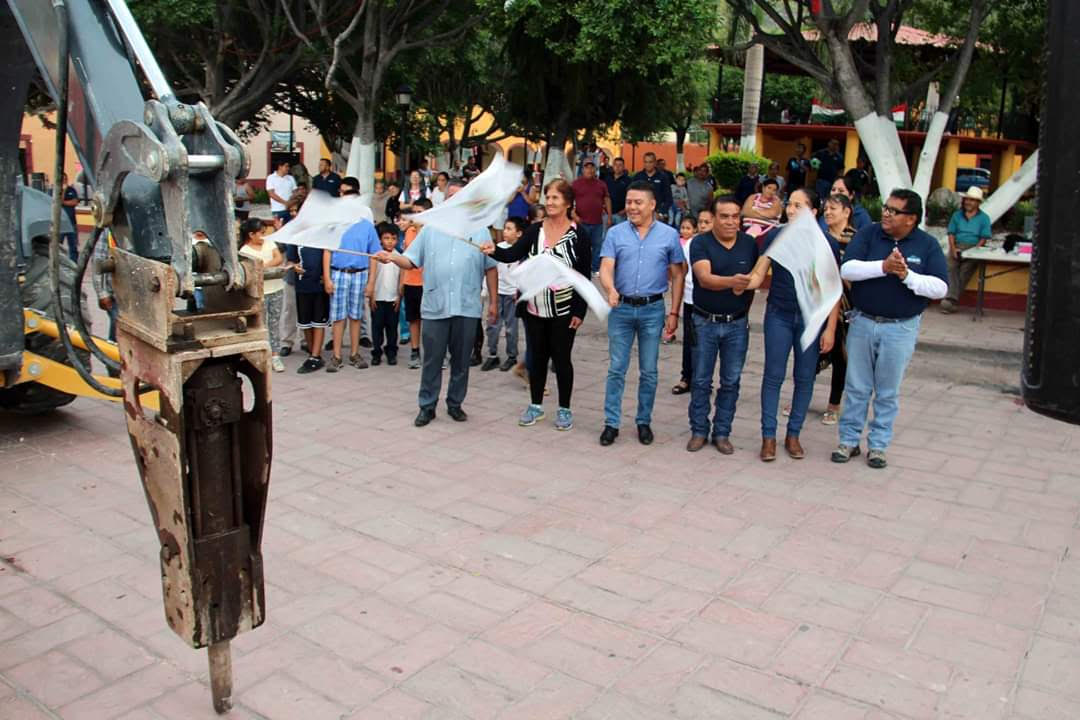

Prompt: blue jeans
xmin=688 ymin=314 xmax=749 ymax=439
xmin=838 ymin=312 xmax=920 ymax=451
xmin=62 ymin=233 xmax=78 ymax=261
xmin=604 ymin=301 xmax=665 ymax=428
xmin=760 ymin=305 xmax=820 ymax=439
xmin=580 ymin=223 xmax=605 ymax=273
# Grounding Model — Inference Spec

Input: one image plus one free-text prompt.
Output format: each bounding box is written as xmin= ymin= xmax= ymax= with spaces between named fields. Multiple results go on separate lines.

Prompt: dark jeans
xmin=679 ymin=302 xmax=694 ymax=384
xmin=524 ymin=313 xmax=577 ymax=408
xmin=828 ymin=344 xmax=846 ymax=407
xmin=419 ymin=316 xmax=477 ymax=411
xmin=62 ymin=233 xmax=78 ymax=261
xmin=761 ymin=304 xmax=820 ymax=439
xmin=580 ymin=223 xmax=604 ymax=273
xmin=371 ymin=301 xmax=398 ymax=360
xmin=688 ymin=313 xmax=749 ymax=439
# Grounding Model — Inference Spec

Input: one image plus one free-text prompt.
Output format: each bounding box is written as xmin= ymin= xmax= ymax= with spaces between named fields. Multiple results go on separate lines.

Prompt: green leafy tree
xmin=663 ymin=59 xmax=715 ymax=171
xmin=723 ymin=0 xmax=1036 ymax=222
xmin=500 ymin=0 xmax=718 ymax=178
xmin=280 ymin=0 xmax=489 ymax=192
xmin=130 ymin=0 xmax=310 ymax=132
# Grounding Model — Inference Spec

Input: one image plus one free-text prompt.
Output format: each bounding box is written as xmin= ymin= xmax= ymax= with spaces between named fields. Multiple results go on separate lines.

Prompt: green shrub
xmin=1002 ymin=200 xmax=1036 ymax=233
xmin=253 ymin=189 xmax=269 ymax=205
xmin=862 ymin=195 xmax=882 ymax=223
xmin=926 ymin=196 xmax=958 ymax=227
xmin=706 ymin=151 xmax=772 ymax=190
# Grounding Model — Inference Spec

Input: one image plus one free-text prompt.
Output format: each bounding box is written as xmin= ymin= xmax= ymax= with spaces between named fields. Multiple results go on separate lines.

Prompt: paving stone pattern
xmin=1 ymin=301 xmax=1078 ymax=719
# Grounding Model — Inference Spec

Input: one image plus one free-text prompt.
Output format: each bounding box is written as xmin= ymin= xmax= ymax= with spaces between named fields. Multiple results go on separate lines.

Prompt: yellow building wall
xmin=20 ymin=113 xmax=82 ymax=182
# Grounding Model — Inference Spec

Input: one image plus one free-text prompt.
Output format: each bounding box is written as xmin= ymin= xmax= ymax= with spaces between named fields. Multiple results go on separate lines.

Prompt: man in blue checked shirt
xmin=598 ymin=181 xmax=686 ymax=447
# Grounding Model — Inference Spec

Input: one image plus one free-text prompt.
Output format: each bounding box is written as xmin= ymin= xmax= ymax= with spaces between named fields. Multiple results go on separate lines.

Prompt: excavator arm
xmin=1 ymin=0 xmax=272 ymax=712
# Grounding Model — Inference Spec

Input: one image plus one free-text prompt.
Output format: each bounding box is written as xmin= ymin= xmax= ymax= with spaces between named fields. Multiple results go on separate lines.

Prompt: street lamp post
xmin=395 ymin=85 xmax=412 ymax=184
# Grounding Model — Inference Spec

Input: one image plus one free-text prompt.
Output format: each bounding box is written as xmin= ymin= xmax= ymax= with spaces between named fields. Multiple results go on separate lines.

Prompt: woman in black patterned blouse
xmin=483 ymin=179 xmax=592 ymax=431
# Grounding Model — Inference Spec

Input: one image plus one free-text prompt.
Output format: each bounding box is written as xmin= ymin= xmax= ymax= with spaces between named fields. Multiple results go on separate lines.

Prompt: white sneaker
xmin=271 ymin=356 xmax=285 ymax=373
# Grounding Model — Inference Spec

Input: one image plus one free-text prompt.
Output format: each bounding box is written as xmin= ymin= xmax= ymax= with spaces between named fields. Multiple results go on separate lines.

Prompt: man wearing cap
xmin=940 ymin=187 xmax=992 ymax=314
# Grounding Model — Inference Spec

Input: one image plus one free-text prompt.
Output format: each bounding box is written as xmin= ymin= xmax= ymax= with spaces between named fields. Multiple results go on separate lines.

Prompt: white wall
xmin=243 ymin=110 xmax=326 ymax=185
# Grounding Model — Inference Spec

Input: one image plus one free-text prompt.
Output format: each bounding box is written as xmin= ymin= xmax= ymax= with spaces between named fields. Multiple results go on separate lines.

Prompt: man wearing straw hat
xmin=940 ymin=186 xmax=993 ymax=314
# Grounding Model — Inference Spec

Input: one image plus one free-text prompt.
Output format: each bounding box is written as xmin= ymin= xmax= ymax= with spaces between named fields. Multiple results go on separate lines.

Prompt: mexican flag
xmin=810 ymin=99 xmax=907 ymax=128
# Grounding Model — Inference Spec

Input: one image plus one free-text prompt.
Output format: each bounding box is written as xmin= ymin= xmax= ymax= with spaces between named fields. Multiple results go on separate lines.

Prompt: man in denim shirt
xmin=598 ymin=181 xmax=685 ymax=447
xmin=375 ymin=182 xmax=498 ymax=427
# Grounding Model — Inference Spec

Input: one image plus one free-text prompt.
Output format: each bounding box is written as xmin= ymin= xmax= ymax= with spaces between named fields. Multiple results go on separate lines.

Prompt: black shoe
xmin=471 ymin=351 xmax=482 ymax=367
xmin=386 ymin=355 xmax=398 ymax=366
xmin=637 ymin=424 xmax=654 ymax=446
xmin=359 ymin=337 xmax=373 ymax=349
xmin=599 ymin=426 xmax=619 ymax=446
xmin=297 ymin=356 xmax=323 ymax=374
xmin=415 ymin=407 xmax=436 ymax=426
xmin=500 ymin=357 xmax=516 ymax=372
xmin=300 ymin=341 xmax=309 ymax=353
xmin=371 ymin=355 xmax=382 ymax=366
xmin=481 ymin=356 xmax=500 ymax=371
xmin=279 ymin=345 xmax=292 ymax=357
xmin=324 ymin=339 xmax=334 ymax=351
xmin=447 ymin=406 xmax=468 ymax=422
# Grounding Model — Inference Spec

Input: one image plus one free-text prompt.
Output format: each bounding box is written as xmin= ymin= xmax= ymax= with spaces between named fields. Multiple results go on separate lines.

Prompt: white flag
xmin=763 ymin=211 xmax=842 ymax=351
xmin=267 ymin=190 xmax=374 ymax=250
xmin=509 ymin=253 xmax=610 ymax=321
xmin=406 ymin=152 xmax=523 ymax=238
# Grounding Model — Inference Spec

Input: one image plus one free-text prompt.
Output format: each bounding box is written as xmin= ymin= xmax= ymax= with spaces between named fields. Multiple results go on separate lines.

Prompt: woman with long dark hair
xmin=819 ymin=193 xmax=856 ymax=425
xmin=483 ymin=179 xmax=591 ymax=431
xmin=742 ymin=187 xmax=841 ymax=461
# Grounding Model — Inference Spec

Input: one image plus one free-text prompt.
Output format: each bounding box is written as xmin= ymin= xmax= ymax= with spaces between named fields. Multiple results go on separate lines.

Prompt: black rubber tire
xmin=0 ymin=241 xmax=91 ymax=414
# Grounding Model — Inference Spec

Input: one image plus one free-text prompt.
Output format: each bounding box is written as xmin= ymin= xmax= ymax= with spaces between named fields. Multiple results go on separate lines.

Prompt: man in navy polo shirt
xmin=605 ymin=157 xmax=632 ymax=225
xmin=631 ymin=152 xmax=673 ymax=222
xmin=312 ymin=158 xmax=342 ymax=197
xmin=598 ymin=181 xmax=685 ymax=446
xmin=832 ymin=189 xmax=947 ymax=468
xmin=686 ymin=196 xmax=757 ymax=454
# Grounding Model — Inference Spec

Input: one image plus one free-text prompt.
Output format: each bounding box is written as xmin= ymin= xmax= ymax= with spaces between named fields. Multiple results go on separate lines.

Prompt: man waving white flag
xmin=406 ymin=152 xmax=524 ymax=240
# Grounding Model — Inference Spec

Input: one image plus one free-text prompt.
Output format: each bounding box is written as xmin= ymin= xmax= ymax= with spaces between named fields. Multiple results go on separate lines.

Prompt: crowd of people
xmin=242 ymin=145 xmax=952 ymax=469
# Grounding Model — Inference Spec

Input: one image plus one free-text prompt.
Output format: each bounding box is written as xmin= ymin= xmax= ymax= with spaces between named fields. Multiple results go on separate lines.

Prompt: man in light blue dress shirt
xmin=375 ymin=182 xmax=498 ymax=426
xmin=598 ymin=181 xmax=686 ymax=447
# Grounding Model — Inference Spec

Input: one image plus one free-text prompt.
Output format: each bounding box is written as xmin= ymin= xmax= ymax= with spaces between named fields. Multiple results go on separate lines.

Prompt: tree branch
xmin=936 ymin=0 xmax=987 ymax=118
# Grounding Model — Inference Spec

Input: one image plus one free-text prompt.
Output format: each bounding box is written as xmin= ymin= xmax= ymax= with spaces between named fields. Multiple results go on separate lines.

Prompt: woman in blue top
xmin=506 ymin=171 xmax=537 ymax=221
xmin=742 ymin=188 xmax=841 ymax=461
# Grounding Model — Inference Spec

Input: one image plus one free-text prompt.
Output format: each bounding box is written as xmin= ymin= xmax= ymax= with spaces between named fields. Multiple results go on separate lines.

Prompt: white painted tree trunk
xmin=740 ymin=44 xmax=764 ymax=152
xmin=676 ymin=151 xmax=685 ymax=173
xmin=345 ymin=138 xmax=377 ymax=194
xmin=912 ymin=111 xmax=950 ymax=200
xmin=853 ymin=113 xmax=912 ymax=199
xmin=545 ymin=147 xmax=573 ymax=181
xmin=850 ymin=110 xmax=1037 ymax=221
xmin=982 ymin=150 xmax=1038 ymax=224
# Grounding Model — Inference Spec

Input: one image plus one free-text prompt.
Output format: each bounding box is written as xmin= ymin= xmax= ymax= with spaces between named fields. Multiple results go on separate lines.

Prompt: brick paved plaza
xmin=1 ymin=304 xmax=1078 ymax=719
